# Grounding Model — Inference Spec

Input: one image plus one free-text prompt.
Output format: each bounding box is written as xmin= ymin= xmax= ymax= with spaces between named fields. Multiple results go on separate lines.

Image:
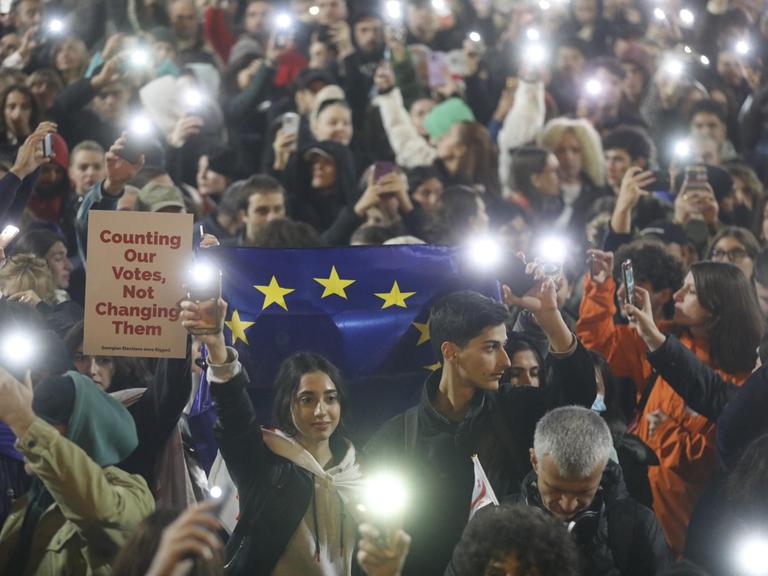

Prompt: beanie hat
xmin=138 ymin=181 xmax=185 ymax=212
xmin=50 ymin=133 xmax=69 ymax=171
xmin=423 ymin=98 xmax=475 ymax=141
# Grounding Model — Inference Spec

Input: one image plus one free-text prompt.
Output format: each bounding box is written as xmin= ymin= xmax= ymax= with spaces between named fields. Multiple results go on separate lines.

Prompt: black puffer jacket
xmin=504 ymin=462 xmax=672 ymax=576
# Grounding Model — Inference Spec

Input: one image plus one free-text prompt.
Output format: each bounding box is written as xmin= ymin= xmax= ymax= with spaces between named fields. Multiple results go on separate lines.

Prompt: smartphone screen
xmin=0 ymin=225 xmax=19 ymax=249
xmin=622 ymin=260 xmax=635 ymax=307
xmin=42 ymin=133 xmax=53 ymax=158
xmin=685 ymin=165 xmax=708 ymax=190
xmin=282 ymin=112 xmax=300 ymax=137
xmin=373 ymin=161 xmax=397 ymax=182
xmin=427 ymin=52 xmax=450 ymax=88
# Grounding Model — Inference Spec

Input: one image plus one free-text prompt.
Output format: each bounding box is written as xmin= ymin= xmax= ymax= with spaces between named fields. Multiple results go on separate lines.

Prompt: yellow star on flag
xmin=412 ymin=322 xmax=430 ymax=345
xmin=375 ymin=281 xmax=416 ymax=309
xmin=423 ymin=362 xmax=442 ymax=371
xmin=254 ymin=276 xmax=295 ymax=311
xmin=225 ymin=310 xmax=255 ymax=345
xmin=314 ymin=266 xmax=356 ymax=299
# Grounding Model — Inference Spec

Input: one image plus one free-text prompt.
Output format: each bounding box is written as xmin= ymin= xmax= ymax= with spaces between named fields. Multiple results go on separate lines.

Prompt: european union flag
xmin=196 ymin=244 xmax=500 ymax=441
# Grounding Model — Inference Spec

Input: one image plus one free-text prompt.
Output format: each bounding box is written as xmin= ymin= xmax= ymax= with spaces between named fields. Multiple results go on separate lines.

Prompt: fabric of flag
xmin=191 ymin=244 xmax=501 ymax=440
xmin=469 ymin=454 xmax=499 ymax=520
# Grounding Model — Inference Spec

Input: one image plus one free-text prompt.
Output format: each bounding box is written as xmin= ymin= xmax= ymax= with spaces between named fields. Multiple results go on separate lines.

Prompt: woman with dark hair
xmin=504 ymin=335 xmax=547 ymax=388
xmin=180 ymin=298 xmax=363 ymax=575
xmin=578 ymin=254 xmax=764 ymax=556
xmin=707 ymin=225 xmax=760 ymax=280
xmin=425 ymin=185 xmax=489 ymax=245
xmin=507 ymin=146 xmax=562 ymax=222
xmin=0 ymin=84 xmax=40 ymax=164
xmin=64 ymin=320 xmax=152 ymax=392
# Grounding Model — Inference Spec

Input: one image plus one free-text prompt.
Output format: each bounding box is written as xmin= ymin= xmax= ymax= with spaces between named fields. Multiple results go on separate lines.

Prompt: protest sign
xmin=83 ymin=210 xmax=193 ymax=358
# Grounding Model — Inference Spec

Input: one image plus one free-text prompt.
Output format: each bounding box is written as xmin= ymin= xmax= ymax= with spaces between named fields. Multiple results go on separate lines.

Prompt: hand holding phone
xmin=621 ymin=259 xmax=635 ymax=307
xmin=0 ymin=225 xmax=20 ymax=250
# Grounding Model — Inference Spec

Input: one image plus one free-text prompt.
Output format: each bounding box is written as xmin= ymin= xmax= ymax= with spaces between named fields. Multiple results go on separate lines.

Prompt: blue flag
xmin=193 ymin=244 xmax=500 ymax=442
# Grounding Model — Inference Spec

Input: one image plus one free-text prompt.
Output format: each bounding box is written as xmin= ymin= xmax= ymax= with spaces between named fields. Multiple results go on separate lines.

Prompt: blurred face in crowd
xmin=243 ymin=190 xmax=286 ymax=237
xmin=710 ymin=236 xmax=754 ymax=279
xmin=435 ymin=123 xmax=466 ymax=163
xmin=604 ymin=148 xmax=633 ymax=189
xmin=28 ymin=79 xmax=58 ymax=112
xmin=92 ymin=83 xmax=130 ymax=122
xmin=407 ymin=4 xmax=437 ymax=40
xmin=244 ymin=1 xmax=271 ymax=37
xmin=556 ymin=46 xmax=586 ymax=77
xmin=531 ymin=153 xmax=560 ymax=197
xmin=672 ymin=272 xmax=710 ymax=327
xmin=314 ymin=103 xmax=353 ymax=145
xmin=196 ymin=155 xmax=229 ymax=197
xmin=594 ymin=67 xmax=623 ymax=109
xmin=692 ymin=136 xmax=720 ymax=166
xmin=0 ymin=33 xmax=20 ymax=62
xmin=691 ymin=112 xmax=727 ymax=146
xmin=573 ymin=0 xmax=598 ymax=26
xmin=445 ymin=324 xmax=510 ymax=391
xmin=311 ymin=155 xmax=337 ymax=189
xmin=55 ymin=39 xmax=86 ymax=76
xmin=73 ymin=345 xmax=115 ymax=391
xmin=509 ymin=349 xmax=540 ymax=387
xmin=69 ymin=148 xmax=105 ymax=196
xmin=411 ymin=176 xmax=443 ymax=212
xmin=291 ymin=370 xmax=341 ymax=445
xmin=45 ymin=240 xmax=72 ymax=290
xmin=13 ymin=0 xmax=42 ymax=34
xmin=4 ymin=89 xmax=32 ymax=137
xmin=554 ymin=130 xmax=582 ymax=181
xmin=309 ymin=41 xmax=335 ymax=70
xmin=170 ymin=0 xmax=199 ymax=41
xmin=717 ymin=50 xmax=745 ymax=87
xmin=621 ymin=62 xmax=646 ymax=103
xmin=410 ymin=98 xmax=435 ymax=138
xmin=354 ymin=16 xmax=384 ymax=55
xmin=531 ymin=452 xmax=605 ymax=521
xmin=317 ymin=0 xmax=348 ymax=26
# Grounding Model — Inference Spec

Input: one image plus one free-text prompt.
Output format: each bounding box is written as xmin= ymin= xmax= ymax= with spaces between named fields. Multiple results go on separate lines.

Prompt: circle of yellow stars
xmin=224 ymin=266 xmax=426 ymax=348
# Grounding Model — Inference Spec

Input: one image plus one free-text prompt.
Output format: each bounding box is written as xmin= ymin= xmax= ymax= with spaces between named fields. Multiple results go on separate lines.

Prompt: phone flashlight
xmin=186 ymin=261 xmax=223 ymax=336
xmin=536 ymin=235 xmax=567 ymax=276
xmin=523 ymin=42 xmax=548 ymax=65
xmin=700 ymin=55 xmax=710 ymax=66
xmin=526 ymin=28 xmax=541 ymax=41
xmin=734 ymin=533 xmax=768 ymax=576
xmin=359 ymin=472 xmax=409 ymax=548
xmin=308 ymin=5 xmax=320 ymax=16
xmin=735 ymin=40 xmax=750 ymax=55
xmin=47 ymin=18 xmax=65 ymax=35
xmin=468 ymin=31 xmax=482 ymax=43
xmin=275 ymin=12 xmax=293 ymax=30
xmin=653 ymin=7 xmax=666 ymax=20
xmin=679 ymin=8 xmax=695 ymax=26
xmin=539 ymin=0 xmax=551 ymax=10
xmin=621 ymin=260 xmax=635 ymax=307
xmin=129 ymin=115 xmax=153 ymax=136
xmin=1 ymin=330 xmax=36 ymax=377
xmin=662 ymin=57 xmax=684 ymax=78
xmin=0 ymin=225 xmax=19 ymax=249
xmin=585 ymin=78 xmax=603 ymax=97
xmin=431 ymin=0 xmax=451 ymax=16
xmin=465 ymin=234 xmax=503 ymax=271
xmin=385 ymin=0 xmax=403 ymax=21
xmin=183 ymin=89 xmax=205 ymax=110
xmin=128 ymin=48 xmax=152 ymax=68
xmin=673 ymin=139 xmax=691 ymax=159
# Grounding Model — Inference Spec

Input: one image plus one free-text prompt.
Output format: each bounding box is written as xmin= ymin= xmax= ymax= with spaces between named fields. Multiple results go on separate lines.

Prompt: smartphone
xmin=427 ymin=52 xmax=450 ymax=88
xmin=589 ymin=254 xmax=600 ymax=278
xmin=282 ymin=112 xmax=300 ymax=136
xmin=373 ymin=161 xmax=397 ymax=183
xmin=503 ymin=255 xmax=537 ymax=298
xmin=208 ymin=483 xmax=234 ymax=518
xmin=684 ymin=165 xmax=708 ymax=191
xmin=187 ymin=266 xmax=223 ymax=336
xmin=42 ymin=133 xmax=53 ymax=158
xmin=0 ymin=225 xmax=19 ymax=249
xmin=621 ymin=259 xmax=635 ymax=307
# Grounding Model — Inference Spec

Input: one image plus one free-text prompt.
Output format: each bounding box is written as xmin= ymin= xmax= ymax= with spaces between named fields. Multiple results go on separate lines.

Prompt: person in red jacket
xmin=577 ymin=252 xmax=762 ymax=555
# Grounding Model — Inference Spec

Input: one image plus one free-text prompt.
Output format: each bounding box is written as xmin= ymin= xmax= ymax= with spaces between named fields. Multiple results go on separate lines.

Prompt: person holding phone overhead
xmin=577 ymin=251 xmax=763 ymax=556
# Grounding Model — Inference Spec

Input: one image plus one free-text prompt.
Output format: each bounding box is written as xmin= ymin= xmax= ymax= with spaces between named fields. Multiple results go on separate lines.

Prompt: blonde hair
xmin=0 ymin=254 xmax=56 ymax=304
xmin=537 ymin=118 xmax=605 ymax=187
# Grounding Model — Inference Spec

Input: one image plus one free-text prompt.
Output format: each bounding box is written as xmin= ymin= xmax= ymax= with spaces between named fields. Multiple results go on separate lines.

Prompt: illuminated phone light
xmin=700 ymin=55 xmax=710 ymax=66
xmin=183 ymin=89 xmax=205 ymax=109
xmin=663 ymin=57 xmax=684 ymax=78
xmin=683 ymin=45 xmax=692 ymax=54
xmin=275 ymin=13 xmax=293 ymax=30
xmin=653 ymin=7 xmax=666 ymax=20
xmin=735 ymin=40 xmax=750 ymax=55
xmin=679 ymin=8 xmax=695 ymax=26
xmin=130 ymin=115 xmax=153 ymax=136
xmin=308 ymin=5 xmax=319 ymax=15
xmin=468 ymin=31 xmax=482 ymax=43
xmin=539 ymin=0 xmax=551 ymax=9
xmin=129 ymin=49 xmax=151 ymax=68
xmin=48 ymin=19 xmax=64 ymax=33
xmin=585 ymin=78 xmax=602 ymax=96
xmin=524 ymin=42 xmax=548 ymax=65
xmin=674 ymin=139 xmax=691 ymax=159
xmin=526 ymin=28 xmax=541 ymax=41
xmin=1 ymin=332 xmax=35 ymax=367
xmin=210 ymin=486 xmax=223 ymax=499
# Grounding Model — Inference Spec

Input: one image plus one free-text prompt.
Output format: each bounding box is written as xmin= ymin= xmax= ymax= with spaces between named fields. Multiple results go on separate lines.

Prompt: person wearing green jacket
xmin=0 ymin=368 xmax=155 ymax=575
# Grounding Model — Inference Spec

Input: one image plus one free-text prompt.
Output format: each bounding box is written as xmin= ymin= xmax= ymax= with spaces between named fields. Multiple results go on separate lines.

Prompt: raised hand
xmin=622 ymin=284 xmax=666 ymax=351
xmin=104 ymin=133 xmax=145 ymax=196
xmin=10 ymin=121 xmax=57 ymax=179
xmin=586 ymin=249 xmax=614 ymax=285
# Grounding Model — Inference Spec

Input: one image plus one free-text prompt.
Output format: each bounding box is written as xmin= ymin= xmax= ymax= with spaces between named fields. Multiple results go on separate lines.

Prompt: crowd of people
xmin=0 ymin=0 xmax=767 ymax=574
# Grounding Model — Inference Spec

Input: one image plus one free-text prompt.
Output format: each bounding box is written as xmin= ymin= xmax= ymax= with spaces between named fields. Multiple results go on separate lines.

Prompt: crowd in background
xmin=0 ymin=0 xmax=767 ymax=574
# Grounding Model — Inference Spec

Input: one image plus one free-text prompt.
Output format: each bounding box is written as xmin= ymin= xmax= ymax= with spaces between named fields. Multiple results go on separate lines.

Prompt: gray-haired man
xmin=522 ymin=406 xmax=672 ymax=576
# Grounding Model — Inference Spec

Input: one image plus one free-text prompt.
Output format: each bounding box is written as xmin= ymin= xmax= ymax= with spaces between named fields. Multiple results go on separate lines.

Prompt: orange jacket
xmin=576 ymin=274 xmax=748 ymax=556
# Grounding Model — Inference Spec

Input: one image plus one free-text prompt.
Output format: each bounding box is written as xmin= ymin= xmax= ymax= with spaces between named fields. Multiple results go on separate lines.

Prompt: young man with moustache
xmin=365 ymin=276 xmax=597 ymax=575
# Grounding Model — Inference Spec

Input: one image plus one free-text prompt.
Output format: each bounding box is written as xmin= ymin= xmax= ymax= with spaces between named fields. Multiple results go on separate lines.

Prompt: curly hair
xmin=452 ymin=504 xmax=580 ymax=576
xmin=614 ymin=239 xmax=684 ymax=318
xmin=537 ymin=118 xmax=605 ymax=187
xmin=0 ymin=253 xmax=56 ymax=304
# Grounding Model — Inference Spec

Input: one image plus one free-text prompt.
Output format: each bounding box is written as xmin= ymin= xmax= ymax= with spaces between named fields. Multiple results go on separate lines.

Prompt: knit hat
xmin=207 ymin=146 xmax=236 ymax=180
xmin=423 ymin=98 xmax=475 ymax=141
xmin=50 ymin=133 xmax=69 ymax=171
xmin=138 ymin=181 xmax=185 ymax=212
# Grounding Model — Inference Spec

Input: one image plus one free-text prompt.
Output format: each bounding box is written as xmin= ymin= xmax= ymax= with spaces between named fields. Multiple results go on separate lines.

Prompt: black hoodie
xmin=282 ymin=141 xmax=363 ymax=246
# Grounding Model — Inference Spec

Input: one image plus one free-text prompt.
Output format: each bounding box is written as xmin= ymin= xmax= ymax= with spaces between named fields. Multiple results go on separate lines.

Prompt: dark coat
xmin=363 ymin=341 xmax=597 ymax=575
xmin=495 ymin=462 xmax=673 ymax=576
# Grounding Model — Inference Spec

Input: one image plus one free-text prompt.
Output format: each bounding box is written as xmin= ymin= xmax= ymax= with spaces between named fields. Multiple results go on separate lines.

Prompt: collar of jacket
xmin=419 ymin=369 xmax=487 ymax=428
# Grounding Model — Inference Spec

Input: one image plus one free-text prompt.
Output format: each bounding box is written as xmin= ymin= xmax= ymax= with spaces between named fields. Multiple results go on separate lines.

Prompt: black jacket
xmin=493 ymin=462 xmax=672 ymax=576
xmin=364 ymin=340 xmax=597 ymax=575
xmin=211 ymin=368 xmax=354 ymax=575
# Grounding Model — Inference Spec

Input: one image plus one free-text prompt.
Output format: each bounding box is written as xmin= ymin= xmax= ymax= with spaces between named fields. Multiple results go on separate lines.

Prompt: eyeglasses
xmin=711 ymin=247 xmax=749 ymax=262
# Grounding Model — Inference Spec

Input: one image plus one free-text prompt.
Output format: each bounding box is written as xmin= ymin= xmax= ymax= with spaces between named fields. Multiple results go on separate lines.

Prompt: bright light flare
xmin=189 ymin=262 xmax=216 ymax=288
xmin=362 ymin=473 xmax=409 ymax=519
xmin=48 ymin=18 xmax=64 ymax=34
xmin=129 ymin=49 xmax=151 ymax=68
xmin=653 ymin=7 xmax=666 ymax=20
xmin=129 ymin=115 xmax=152 ymax=136
xmin=468 ymin=31 xmax=482 ymax=43
xmin=537 ymin=235 xmax=567 ymax=266
xmin=1 ymin=332 xmax=35 ymax=367
xmin=735 ymin=534 xmax=768 ymax=576
xmin=275 ymin=13 xmax=293 ymax=29
xmin=183 ymin=89 xmax=205 ymax=109
xmin=735 ymin=40 xmax=750 ymax=55
xmin=585 ymin=78 xmax=603 ymax=97
xmin=523 ymin=42 xmax=548 ymax=65
xmin=539 ymin=0 xmax=551 ymax=9
xmin=308 ymin=5 xmax=319 ymax=15
xmin=679 ymin=8 xmax=695 ymax=26
xmin=526 ymin=28 xmax=541 ymax=41
xmin=700 ymin=55 xmax=710 ymax=66
xmin=385 ymin=0 xmax=402 ymax=20
xmin=674 ymin=139 xmax=691 ymax=159
xmin=466 ymin=235 xmax=503 ymax=270
xmin=662 ymin=57 xmax=684 ymax=78
xmin=209 ymin=485 xmax=223 ymax=499
xmin=431 ymin=0 xmax=451 ymax=15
